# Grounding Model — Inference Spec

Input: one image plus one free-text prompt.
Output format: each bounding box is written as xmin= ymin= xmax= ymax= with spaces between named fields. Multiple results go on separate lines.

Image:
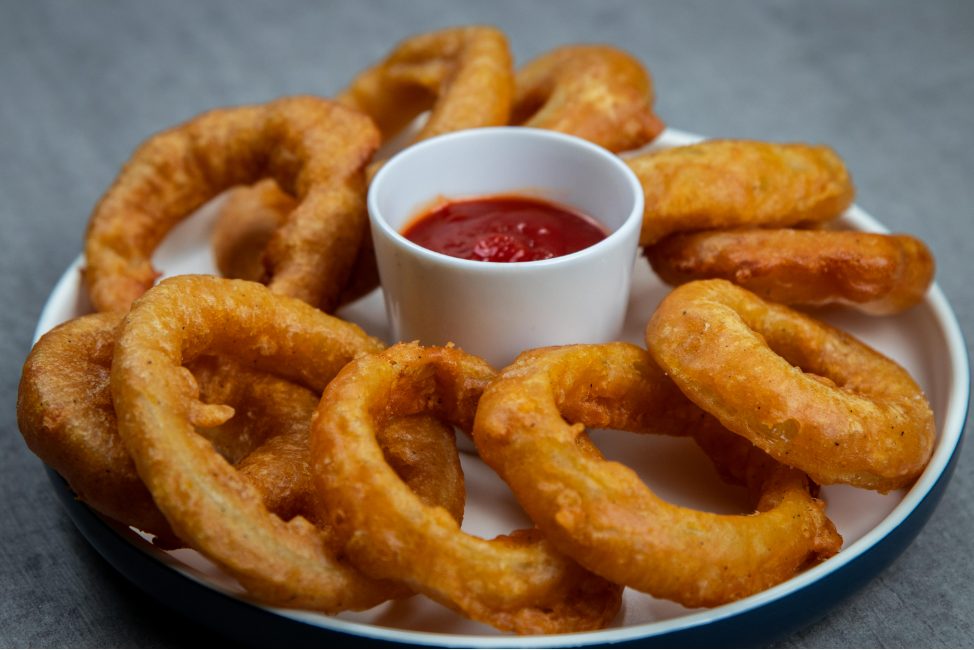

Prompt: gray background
xmin=2 ymin=1 xmax=972 ymax=646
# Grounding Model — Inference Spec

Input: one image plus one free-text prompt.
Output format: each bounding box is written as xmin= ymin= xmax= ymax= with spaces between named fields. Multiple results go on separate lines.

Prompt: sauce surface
xmin=402 ymin=196 xmax=609 ymax=263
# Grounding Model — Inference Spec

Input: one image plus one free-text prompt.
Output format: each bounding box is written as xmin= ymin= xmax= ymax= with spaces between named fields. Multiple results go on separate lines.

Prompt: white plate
xmin=36 ymin=129 xmax=970 ymax=647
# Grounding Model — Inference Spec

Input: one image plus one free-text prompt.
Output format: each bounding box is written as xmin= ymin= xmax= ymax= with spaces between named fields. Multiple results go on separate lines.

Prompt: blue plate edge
xmin=45 ymin=465 xmax=407 ymax=649
xmin=605 ymin=414 xmax=969 ymax=648
xmin=46 ymin=406 xmax=968 ymax=649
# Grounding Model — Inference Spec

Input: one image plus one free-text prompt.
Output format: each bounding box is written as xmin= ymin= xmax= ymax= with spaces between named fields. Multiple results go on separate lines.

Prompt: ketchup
xmin=401 ymin=196 xmax=609 ymax=263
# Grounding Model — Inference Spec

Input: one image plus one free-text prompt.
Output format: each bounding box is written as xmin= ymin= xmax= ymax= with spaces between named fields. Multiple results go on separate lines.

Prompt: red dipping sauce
xmin=401 ymin=196 xmax=609 ymax=263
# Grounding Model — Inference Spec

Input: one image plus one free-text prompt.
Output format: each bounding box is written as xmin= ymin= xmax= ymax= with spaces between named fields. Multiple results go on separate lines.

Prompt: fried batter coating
xmin=645 ymin=229 xmax=935 ymax=315
xmin=212 ymin=179 xmax=380 ymax=307
xmin=110 ymin=276 xmax=413 ymax=612
xmin=335 ymin=226 xmax=381 ymax=305
xmin=18 ymin=311 xmax=461 ymax=570
xmin=237 ymin=413 xmax=464 ymax=530
xmin=17 ymin=314 xmax=315 ymax=544
xmin=336 ymin=26 xmax=514 ymax=146
xmin=646 ymin=280 xmax=935 ymax=492
xmin=312 ymin=343 xmax=623 ymax=634
xmin=211 ymin=27 xmax=512 ymax=298
xmin=85 ymin=96 xmax=380 ymax=313
xmin=627 ymin=140 xmax=855 ymax=245
xmin=212 ymin=179 xmax=298 ymax=285
xmin=374 ymin=413 xmax=466 ymax=526
xmin=17 ymin=313 xmax=177 ymax=542
xmin=511 ymin=45 xmax=665 ymax=152
xmin=473 ymin=342 xmax=840 ymax=609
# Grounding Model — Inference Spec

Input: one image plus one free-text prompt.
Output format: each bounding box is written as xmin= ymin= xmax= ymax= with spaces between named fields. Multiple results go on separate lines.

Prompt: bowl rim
xmin=367 ymin=126 xmax=645 ymax=273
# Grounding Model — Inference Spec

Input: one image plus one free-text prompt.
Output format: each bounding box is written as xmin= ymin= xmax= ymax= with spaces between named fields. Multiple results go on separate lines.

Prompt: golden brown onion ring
xmin=237 ymin=413 xmax=464 ymax=530
xmin=85 ymin=96 xmax=379 ymax=313
xmin=627 ymin=140 xmax=855 ymax=246
xmin=194 ymin=333 xmax=461 ymax=533
xmin=17 ymin=314 xmax=320 ymax=545
xmin=337 ymin=26 xmax=513 ymax=146
xmin=646 ymin=279 xmax=935 ymax=492
xmin=212 ymin=27 xmax=511 ymax=297
xmin=17 ymin=313 xmax=177 ymax=542
xmin=511 ymin=45 xmax=665 ymax=152
xmin=473 ymin=342 xmax=841 ymax=609
xmin=18 ymin=313 xmax=378 ymax=538
xmin=18 ymin=312 xmax=460 ymax=560
xmin=212 ymin=179 xmax=380 ymax=307
xmin=18 ymin=313 xmax=459 ymax=559
xmin=110 ymin=275 xmax=407 ymax=612
xmin=645 ymin=229 xmax=935 ymax=315
xmin=312 ymin=343 xmax=623 ymax=634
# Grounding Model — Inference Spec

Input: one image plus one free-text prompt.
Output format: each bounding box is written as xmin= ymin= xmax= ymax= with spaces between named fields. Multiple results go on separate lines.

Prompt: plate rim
xmin=34 ymin=128 xmax=971 ymax=647
xmin=47 ymin=435 xmax=967 ymax=647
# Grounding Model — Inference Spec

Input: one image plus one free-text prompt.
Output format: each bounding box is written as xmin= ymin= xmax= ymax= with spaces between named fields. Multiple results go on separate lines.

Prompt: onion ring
xmin=18 ymin=313 xmax=458 ymax=545
xmin=84 ymin=95 xmax=380 ymax=313
xmin=109 ymin=275 xmax=429 ymax=611
xmin=311 ymin=343 xmax=623 ymax=634
xmin=212 ymin=27 xmax=511 ymax=299
xmin=17 ymin=312 xmax=177 ymax=542
xmin=645 ymin=229 xmax=935 ymax=315
xmin=645 ymin=279 xmax=935 ymax=492
xmin=336 ymin=26 xmax=513 ymax=146
xmin=627 ymin=140 xmax=855 ymax=245
xmin=473 ymin=342 xmax=841 ymax=608
xmin=237 ymin=413 xmax=464 ymax=530
xmin=511 ymin=45 xmax=665 ymax=152
xmin=212 ymin=179 xmax=380 ymax=307
xmin=16 ymin=314 xmax=320 ymax=545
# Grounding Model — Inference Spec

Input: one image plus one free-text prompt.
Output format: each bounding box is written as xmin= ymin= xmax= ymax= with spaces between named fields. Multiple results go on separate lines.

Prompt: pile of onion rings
xmin=472 ymin=342 xmax=842 ymax=608
xmin=108 ymin=276 xmax=470 ymax=612
xmin=84 ymin=95 xmax=380 ymax=314
xmin=16 ymin=23 xmax=942 ymax=637
xmin=312 ymin=342 xmax=623 ymax=633
xmin=628 ymin=139 xmax=934 ymax=313
xmin=17 ymin=282 xmax=464 ymax=553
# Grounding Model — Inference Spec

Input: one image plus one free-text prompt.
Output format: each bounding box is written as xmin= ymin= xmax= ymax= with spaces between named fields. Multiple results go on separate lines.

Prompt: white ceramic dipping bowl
xmin=368 ymin=127 xmax=644 ymax=369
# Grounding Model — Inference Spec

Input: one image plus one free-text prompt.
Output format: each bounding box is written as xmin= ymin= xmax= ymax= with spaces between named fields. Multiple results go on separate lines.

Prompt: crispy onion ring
xmin=511 ymin=45 xmax=665 ymax=153
xmin=237 ymin=412 xmax=464 ymax=530
xmin=17 ymin=313 xmax=176 ymax=542
xmin=16 ymin=314 xmax=318 ymax=545
xmin=85 ymin=95 xmax=379 ymax=313
xmin=213 ymin=27 xmax=512 ymax=298
xmin=646 ymin=279 xmax=936 ymax=492
xmin=627 ymin=140 xmax=855 ymax=246
xmin=336 ymin=26 xmax=513 ymax=146
xmin=645 ymin=229 xmax=935 ymax=315
xmin=211 ymin=179 xmax=380 ymax=307
xmin=311 ymin=343 xmax=623 ymax=634
xmin=110 ymin=275 xmax=436 ymax=611
xmin=18 ymin=313 xmax=459 ymax=554
xmin=473 ymin=342 xmax=841 ymax=609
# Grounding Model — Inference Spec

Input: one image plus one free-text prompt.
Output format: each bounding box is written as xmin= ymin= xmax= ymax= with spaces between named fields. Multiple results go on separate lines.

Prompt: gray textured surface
xmin=2 ymin=1 xmax=972 ymax=646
